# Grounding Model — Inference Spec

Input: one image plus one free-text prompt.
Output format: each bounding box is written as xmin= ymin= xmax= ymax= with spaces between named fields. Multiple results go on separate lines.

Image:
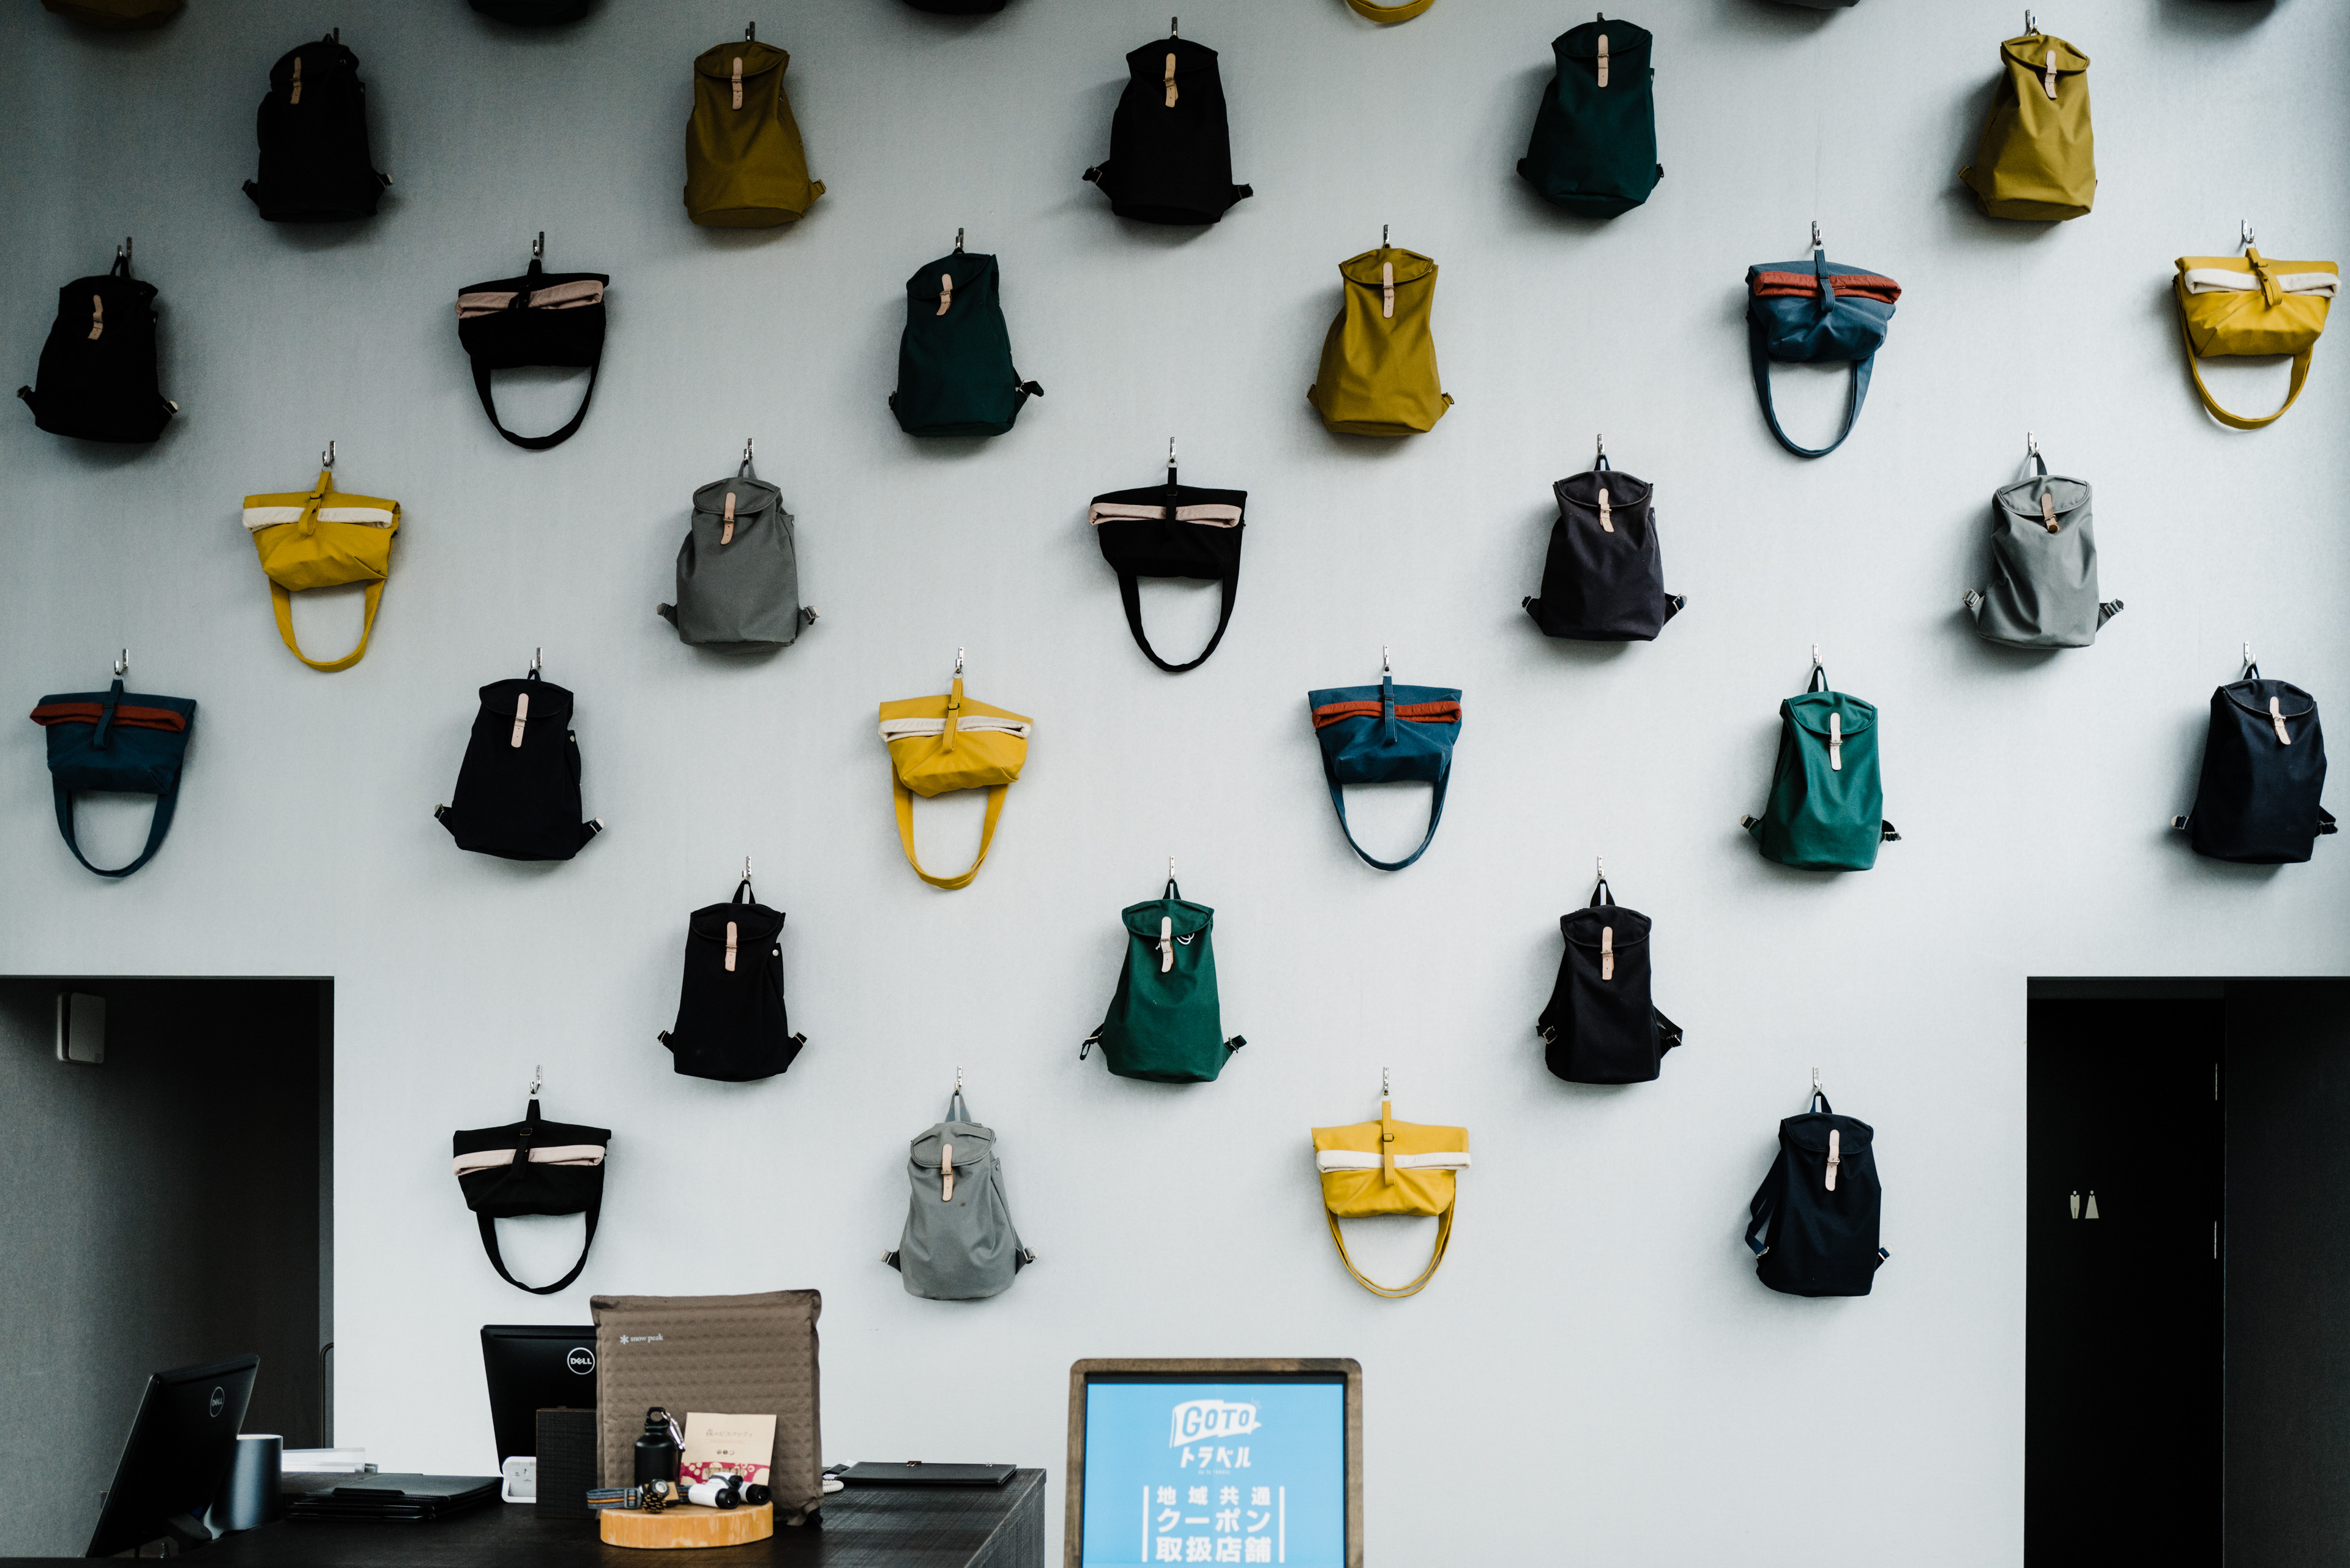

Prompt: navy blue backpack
xmin=1744 ymin=239 xmax=1901 ymax=457
xmin=28 ymin=668 xmax=196 ymax=877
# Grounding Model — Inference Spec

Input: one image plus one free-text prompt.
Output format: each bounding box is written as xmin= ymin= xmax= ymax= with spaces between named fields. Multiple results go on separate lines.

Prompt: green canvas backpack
xmin=1517 ymin=15 xmax=1662 ymax=218
xmin=1741 ymin=657 xmax=1900 ymax=871
xmin=684 ymin=34 xmax=824 ymax=228
xmin=890 ymin=239 xmax=1043 ymax=438
xmin=1080 ymin=878 xmax=1245 ymax=1083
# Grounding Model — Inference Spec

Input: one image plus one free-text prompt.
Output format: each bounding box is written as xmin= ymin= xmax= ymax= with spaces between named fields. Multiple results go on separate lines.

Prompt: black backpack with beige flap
xmin=18 ymin=242 xmax=176 ymax=444
xmin=1083 ymin=29 xmax=1253 ymax=226
xmin=435 ymin=662 xmax=603 ymax=862
xmin=658 ymin=874 xmax=807 ymax=1083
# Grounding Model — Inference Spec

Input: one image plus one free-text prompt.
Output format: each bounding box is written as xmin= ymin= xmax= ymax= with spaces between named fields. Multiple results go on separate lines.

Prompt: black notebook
xmin=287 ymin=1474 xmax=501 ymax=1522
xmin=840 ymin=1462 xmax=1015 ymax=1488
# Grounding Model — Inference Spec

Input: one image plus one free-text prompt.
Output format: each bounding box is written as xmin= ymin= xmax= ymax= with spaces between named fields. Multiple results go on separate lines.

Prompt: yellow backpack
xmin=1344 ymin=0 xmax=1434 ymax=21
xmin=2174 ymin=245 xmax=2340 ymax=429
xmin=878 ymin=665 xmax=1032 ymax=890
xmin=1960 ymin=28 xmax=2095 ymax=222
xmin=1312 ymin=1097 xmax=1471 ymax=1298
xmin=241 ymin=460 xmax=400 ymax=672
xmin=1307 ymin=245 xmax=1453 ymax=438
xmin=684 ymin=35 xmax=824 ymax=228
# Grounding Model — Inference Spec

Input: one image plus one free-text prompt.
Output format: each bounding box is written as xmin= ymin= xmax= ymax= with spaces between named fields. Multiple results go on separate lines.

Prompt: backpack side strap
xmin=1324 ymin=1204 xmax=1452 ymax=1298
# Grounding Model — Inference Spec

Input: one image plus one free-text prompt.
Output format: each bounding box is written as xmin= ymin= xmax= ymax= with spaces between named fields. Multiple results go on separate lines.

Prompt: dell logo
xmin=566 ymin=1347 xmax=596 ymax=1376
xmin=209 ymin=1387 xmax=225 ymax=1419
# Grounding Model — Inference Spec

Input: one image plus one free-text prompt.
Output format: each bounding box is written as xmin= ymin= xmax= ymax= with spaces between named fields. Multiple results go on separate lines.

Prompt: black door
xmin=2026 ymin=998 xmax=2224 ymax=1564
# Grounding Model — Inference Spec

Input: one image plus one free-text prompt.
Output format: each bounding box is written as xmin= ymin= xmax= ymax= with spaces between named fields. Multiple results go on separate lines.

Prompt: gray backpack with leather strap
xmin=658 ymin=446 xmax=818 ymax=651
xmin=1963 ymin=439 xmax=2121 ymax=649
xmin=881 ymin=1090 xmax=1034 ymax=1301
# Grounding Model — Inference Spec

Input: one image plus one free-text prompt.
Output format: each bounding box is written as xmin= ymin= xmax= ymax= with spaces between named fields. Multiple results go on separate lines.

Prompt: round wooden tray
xmin=599 ymin=1499 xmax=774 ymax=1550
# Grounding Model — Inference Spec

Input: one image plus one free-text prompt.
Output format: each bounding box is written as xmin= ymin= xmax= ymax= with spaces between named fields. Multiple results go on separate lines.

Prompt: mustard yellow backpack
xmin=2175 ymin=242 xmax=2340 ymax=430
xmin=684 ymin=31 xmax=824 ymax=228
xmin=1959 ymin=26 xmax=2094 ymax=222
xmin=1342 ymin=0 xmax=1434 ymax=21
xmin=877 ymin=657 xmax=1032 ymax=890
xmin=1307 ymin=243 xmax=1453 ymax=438
xmin=241 ymin=452 xmax=400 ymax=671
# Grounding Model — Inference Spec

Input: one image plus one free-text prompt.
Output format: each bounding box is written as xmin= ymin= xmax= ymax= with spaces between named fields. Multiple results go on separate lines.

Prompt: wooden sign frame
xmin=1064 ymin=1357 xmax=1363 ymax=1568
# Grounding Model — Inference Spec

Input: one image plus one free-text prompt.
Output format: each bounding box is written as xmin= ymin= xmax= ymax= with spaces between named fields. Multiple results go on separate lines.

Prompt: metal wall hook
xmin=114 ymin=648 xmax=129 ymax=678
xmin=1811 ymin=1066 xmax=1823 ymax=1099
xmin=2244 ymin=641 xmax=2256 ymax=671
xmin=953 ymin=646 xmax=965 ymax=677
xmin=1595 ymin=433 xmax=1606 ymax=464
xmin=321 ymin=439 xmax=336 ymax=470
xmin=2026 ymin=430 xmax=2039 ymax=457
xmin=532 ymin=646 xmax=543 ymax=674
xmin=1810 ymin=643 xmax=1822 ymax=670
xmin=1596 ymin=854 xmax=1605 ymax=882
xmin=1381 ymin=645 xmax=1392 ymax=676
xmin=1382 ymin=223 xmax=1389 ymax=248
xmin=2024 ymin=10 xmax=2037 ymax=35
xmin=531 ymin=1062 xmax=543 ymax=1098
xmin=742 ymin=436 xmax=755 ymax=466
xmin=1381 ymin=1066 xmax=1390 ymax=1099
xmin=744 ymin=855 xmax=753 ymax=882
xmin=1811 ymin=219 xmax=1823 ymax=251
xmin=954 ymin=1065 xmax=963 ymax=1096
xmin=953 ymin=226 xmax=964 ymax=253
xmin=116 ymin=236 xmax=133 ymax=268
xmin=744 ymin=20 xmax=755 ymax=42
xmin=532 ymin=230 xmax=545 ymax=262
xmin=1168 ymin=855 xmax=1176 ymax=882
xmin=1170 ymin=15 xmax=1178 ymax=35
xmin=2241 ymin=218 xmax=2256 ymax=250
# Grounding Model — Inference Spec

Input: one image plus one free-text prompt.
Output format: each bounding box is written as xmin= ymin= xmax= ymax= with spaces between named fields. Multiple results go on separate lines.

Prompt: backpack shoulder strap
xmin=893 ymin=779 xmax=1006 ymax=890
xmin=2177 ymin=309 xmax=2314 ymax=430
xmin=1747 ymin=314 xmax=1873 ymax=458
xmin=1324 ymin=1204 xmax=1452 ymax=1297
xmin=1745 ymin=1149 xmax=1788 ymax=1258
xmin=474 ymin=1198 xmax=599 ymax=1296
xmin=271 ymin=578 xmax=386 ymax=671
xmin=1117 ymin=570 xmax=1237 ymax=673
xmin=472 ymin=357 xmax=602 ymax=452
xmin=52 ymin=775 xmax=181 ymax=879
xmin=1321 ymin=753 xmax=1450 ymax=872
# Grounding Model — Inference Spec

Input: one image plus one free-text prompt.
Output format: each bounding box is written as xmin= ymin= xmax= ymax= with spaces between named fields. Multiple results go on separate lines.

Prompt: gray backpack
xmin=881 ymin=1090 xmax=1034 ymax=1301
xmin=1963 ymin=440 xmax=2122 ymax=649
xmin=657 ymin=446 xmax=818 ymax=651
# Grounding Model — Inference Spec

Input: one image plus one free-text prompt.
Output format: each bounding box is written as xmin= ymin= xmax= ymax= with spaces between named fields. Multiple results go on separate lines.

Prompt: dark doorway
xmin=0 ymin=977 xmax=331 ymax=1558
xmin=2026 ymin=995 xmax=2225 ymax=1564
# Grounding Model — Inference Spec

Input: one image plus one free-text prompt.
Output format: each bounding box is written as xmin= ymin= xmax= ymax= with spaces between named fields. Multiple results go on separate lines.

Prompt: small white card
xmin=680 ymin=1413 xmax=775 ymax=1490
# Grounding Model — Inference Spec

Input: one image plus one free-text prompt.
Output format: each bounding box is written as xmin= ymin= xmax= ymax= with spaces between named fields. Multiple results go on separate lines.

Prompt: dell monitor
xmin=84 ymin=1354 xmax=259 ymax=1559
xmin=480 ymin=1324 xmax=597 ymax=1464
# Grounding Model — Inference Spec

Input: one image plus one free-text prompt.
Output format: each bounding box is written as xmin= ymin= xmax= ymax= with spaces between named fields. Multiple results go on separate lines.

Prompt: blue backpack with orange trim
xmin=1744 ymin=244 xmax=1900 ymax=457
xmin=1306 ymin=665 xmax=1463 ymax=871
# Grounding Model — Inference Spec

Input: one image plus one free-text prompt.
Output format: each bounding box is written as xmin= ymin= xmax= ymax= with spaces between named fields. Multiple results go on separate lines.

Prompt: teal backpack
xmin=890 ymin=236 xmax=1043 ymax=438
xmin=1517 ymin=15 xmax=1661 ymax=218
xmin=1080 ymin=878 xmax=1245 ymax=1083
xmin=1741 ymin=658 xmax=1900 ymax=871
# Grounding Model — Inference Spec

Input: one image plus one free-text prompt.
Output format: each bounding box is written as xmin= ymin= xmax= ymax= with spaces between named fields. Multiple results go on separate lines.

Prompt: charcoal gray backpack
xmin=657 ymin=446 xmax=817 ymax=651
xmin=1963 ymin=440 xmax=2121 ymax=649
xmin=881 ymin=1090 xmax=1034 ymax=1301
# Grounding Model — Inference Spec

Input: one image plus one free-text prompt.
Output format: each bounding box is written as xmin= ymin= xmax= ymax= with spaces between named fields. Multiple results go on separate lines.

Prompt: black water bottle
xmin=633 ymin=1407 xmax=681 ymax=1488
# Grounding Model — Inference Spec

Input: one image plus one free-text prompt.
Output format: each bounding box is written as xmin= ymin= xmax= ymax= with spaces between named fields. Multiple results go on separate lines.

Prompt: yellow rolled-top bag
xmin=1312 ymin=1098 xmax=1470 ymax=1299
xmin=2174 ymin=246 xmax=2340 ymax=430
xmin=1345 ymin=0 xmax=1434 ymax=21
xmin=241 ymin=466 xmax=401 ymax=671
xmin=878 ymin=668 xmax=1032 ymax=890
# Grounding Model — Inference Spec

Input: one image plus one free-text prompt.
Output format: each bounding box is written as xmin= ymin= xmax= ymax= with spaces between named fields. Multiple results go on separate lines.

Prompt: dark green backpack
xmin=1741 ymin=659 xmax=1900 ymax=871
xmin=1080 ymin=879 xmax=1245 ymax=1083
xmin=1518 ymin=16 xmax=1662 ymax=218
xmin=889 ymin=241 xmax=1043 ymax=438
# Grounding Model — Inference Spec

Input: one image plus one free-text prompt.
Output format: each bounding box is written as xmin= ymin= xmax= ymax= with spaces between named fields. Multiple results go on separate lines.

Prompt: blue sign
xmin=1080 ymin=1379 xmax=1345 ymax=1566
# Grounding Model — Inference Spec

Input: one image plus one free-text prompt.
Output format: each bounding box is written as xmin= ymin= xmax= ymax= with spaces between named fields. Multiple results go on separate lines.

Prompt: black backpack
xmin=457 ymin=245 xmax=610 ymax=451
xmin=1089 ymin=446 xmax=1245 ymax=672
xmin=1745 ymin=1089 xmax=1888 ymax=1298
xmin=658 ymin=875 xmax=807 ymax=1083
xmin=17 ymin=242 xmax=174 ymax=444
xmin=243 ymin=31 xmax=390 ymax=223
xmin=453 ymin=1096 xmax=609 ymax=1294
xmin=1083 ymin=31 xmax=1253 ymax=226
xmin=1537 ymin=873 xmax=1682 ymax=1084
xmin=2173 ymin=659 xmax=2334 ymax=864
xmin=435 ymin=663 xmax=603 ymax=861
xmin=1523 ymin=447 xmax=1683 ymax=641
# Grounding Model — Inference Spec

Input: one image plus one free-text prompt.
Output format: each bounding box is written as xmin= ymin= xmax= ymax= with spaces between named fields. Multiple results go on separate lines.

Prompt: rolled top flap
xmin=243 ymin=483 xmax=401 ymax=532
xmin=1338 ymin=247 xmax=1436 ymax=288
xmin=1555 ymin=470 xmax=1651 ymax=510
xmin=1089 ymin=482 xmax=1248 ymax=518
xmin=1308 ymin=683 xmax=1463 ymax=728
xmin=451 ymin=1143 xmax=606 ymax=1176
xmin=1748 ymin=261 xmax=1902 ymax=304
xmin=1315 ymin=1148 xmax=1470 ymax=1173
xmin=1125 ymin=35 xmax=1220 ymax=78
xmin=2179 ymin=261 xmax=2340 ymax=297
xmin=1994 ymin=476 xmax=2091 ymax=521
xmin=1557 ymin=17 xmax=1651 ymax=59
xmin=693 ymin=476 xmax=784 ymax=518
xmin=1121 ymin=897 xmax=1214 ymax=940
xmin=693 ymin=39 xmax=788 ymax=79
xmin=690 ymin=899 xmax=785 ymax=944
xmin=2223 ymin=679 xmax=2316 ymax=722
xmin=2001 ymin=33 xmax=2087 ymax=74
xmin=457 ymin=277 xmax=607 ymax=318
xmin=878 ymin=688 xmax=1032 ymax=731
xmin=911 ymin=1122 xmax=994 ymax=1169
xmin=1089 ymin=502 xmax=1246 ymax=528
xmin=452 ymin=1115 xmax=611 ymax=1160
xmin=1311 ymin=1118 xmax=1469 ymax=1157
xmin=31 ymin=694 xmax=192 ymax=733
xmin=1782 ymin=1111 xmax=1873 ymax=1155
xmin=1786 ymin=690 xmax=1877 ymax=739
xmin=478 ymin=677 xmax=575 ymax=721
xmin=905 ymin=251 xmax=996 ymax=301
xmin=1561 ymin=904 xmax=1650 ymax=949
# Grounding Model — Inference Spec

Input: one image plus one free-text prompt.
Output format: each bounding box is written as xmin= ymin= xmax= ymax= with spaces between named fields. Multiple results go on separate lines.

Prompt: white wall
xmin=2 ymin=1 xmax=2343 ymax=1561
